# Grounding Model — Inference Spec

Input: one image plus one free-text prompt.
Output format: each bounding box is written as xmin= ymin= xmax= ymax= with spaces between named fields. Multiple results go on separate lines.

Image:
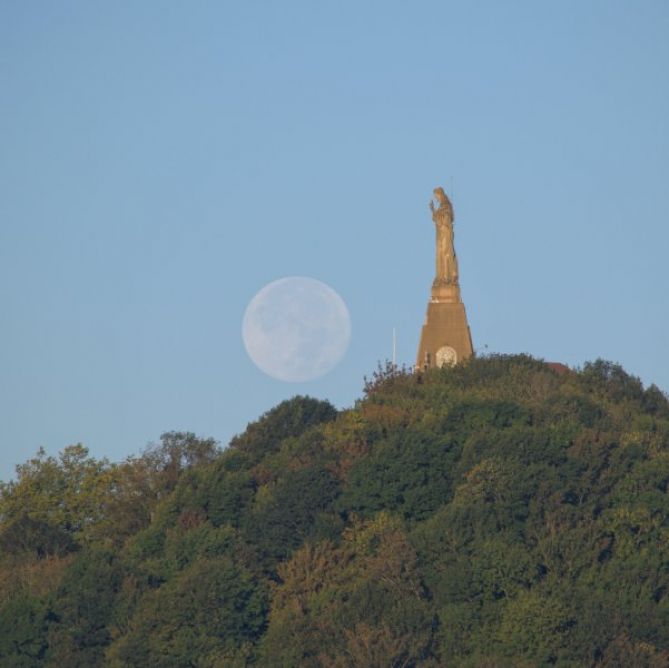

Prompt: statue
xmin=416 ymin=185 xmax=473 ymax=370
xmin=429 ymin=187 xmax=459 ymax=286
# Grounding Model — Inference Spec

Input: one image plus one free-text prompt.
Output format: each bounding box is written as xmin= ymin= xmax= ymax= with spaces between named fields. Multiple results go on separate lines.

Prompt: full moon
xmin=242 ymin=277 xmax=351 ymax=382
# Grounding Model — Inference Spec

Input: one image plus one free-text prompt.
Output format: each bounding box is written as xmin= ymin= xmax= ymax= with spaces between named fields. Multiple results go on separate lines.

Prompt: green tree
xmin=0 ymin=595 xmax=50 ymax=667
xmin=243 ymin=465 xmax=341 ymax=565
xmin=260 ymin=513 xmax=435 ymax=667
xmin=45 ymin=549 xmax=123 ymax=667
xmin=107 ymin=556 xmax=267 ymax=667
xmin=0 ymin=445 xmax=110 ymax=545
xmin=230 ymin=396 xmax=337 ymax=462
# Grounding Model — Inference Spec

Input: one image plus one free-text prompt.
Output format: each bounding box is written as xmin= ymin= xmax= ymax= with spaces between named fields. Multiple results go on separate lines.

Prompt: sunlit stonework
xmin=436 ymin=345 xmax=457 ymax=367
xmin=416 ymin=187 xmax=474 ymax=370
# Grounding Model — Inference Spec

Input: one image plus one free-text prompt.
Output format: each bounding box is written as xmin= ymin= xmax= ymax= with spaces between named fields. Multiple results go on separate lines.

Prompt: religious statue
xmin=429 ymin=187 xmax=459 ymax=286
xmin=416 ymin=185 xmax=473 ymax=370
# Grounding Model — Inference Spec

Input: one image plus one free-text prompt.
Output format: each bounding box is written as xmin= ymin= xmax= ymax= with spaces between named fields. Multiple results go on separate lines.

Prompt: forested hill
xmin=1 ymin=356 xmax=669 ymax=667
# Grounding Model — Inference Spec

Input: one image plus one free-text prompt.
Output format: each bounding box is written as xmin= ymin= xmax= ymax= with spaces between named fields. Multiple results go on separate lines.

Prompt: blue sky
xmin=1 ymin=1 xmax=668 ymax=480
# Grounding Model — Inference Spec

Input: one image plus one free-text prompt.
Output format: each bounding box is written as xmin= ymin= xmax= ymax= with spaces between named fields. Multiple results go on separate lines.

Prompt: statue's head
xmin=433 ymin=187 xmax=447 ymax=204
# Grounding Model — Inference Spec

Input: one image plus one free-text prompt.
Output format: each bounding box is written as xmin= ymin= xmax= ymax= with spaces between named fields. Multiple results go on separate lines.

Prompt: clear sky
xmin=1 ymin=1 xmax=668 ymax=481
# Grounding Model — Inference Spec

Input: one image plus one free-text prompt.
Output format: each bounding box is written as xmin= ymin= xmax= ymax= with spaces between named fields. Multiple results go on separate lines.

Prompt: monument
xmin=416 ymin=187 xmax=474 ymax=370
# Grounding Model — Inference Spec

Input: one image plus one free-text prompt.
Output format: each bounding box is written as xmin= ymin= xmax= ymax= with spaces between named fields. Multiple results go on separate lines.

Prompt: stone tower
xmin=416 ymin=187 xmax=474 ymax=370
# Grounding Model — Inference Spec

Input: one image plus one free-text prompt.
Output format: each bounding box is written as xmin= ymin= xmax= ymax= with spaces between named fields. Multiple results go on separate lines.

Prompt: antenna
xmin=392 ymin=327 xmax=397 ymax=368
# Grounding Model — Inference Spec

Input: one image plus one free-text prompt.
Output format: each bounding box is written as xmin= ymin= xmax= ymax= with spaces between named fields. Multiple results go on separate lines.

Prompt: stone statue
xmin=429 ymin=187 xmax=459 ymax=286
xmin=416 ymin=185 xmax=473 ymax=369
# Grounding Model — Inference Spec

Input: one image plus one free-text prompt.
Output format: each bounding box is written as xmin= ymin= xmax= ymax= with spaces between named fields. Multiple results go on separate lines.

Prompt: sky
xmin=1 ymin=1 xmax=668 ymax=481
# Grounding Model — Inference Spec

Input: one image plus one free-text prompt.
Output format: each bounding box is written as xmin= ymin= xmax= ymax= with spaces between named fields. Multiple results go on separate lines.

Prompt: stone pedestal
xmin=416 ymin=289 xmax=473 ymax=370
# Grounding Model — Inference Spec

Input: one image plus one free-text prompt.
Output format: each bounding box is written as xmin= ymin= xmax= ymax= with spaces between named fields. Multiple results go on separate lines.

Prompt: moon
xmin=242 ymin=277 xmax=351 ymax=382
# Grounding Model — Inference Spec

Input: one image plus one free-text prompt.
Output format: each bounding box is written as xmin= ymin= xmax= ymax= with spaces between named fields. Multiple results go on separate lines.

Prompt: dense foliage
xmin=1 ymin=358 xmax=669 ymax=666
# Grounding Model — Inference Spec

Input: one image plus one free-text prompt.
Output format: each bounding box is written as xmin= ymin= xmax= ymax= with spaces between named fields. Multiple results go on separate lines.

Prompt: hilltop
xmin=1 ymin=355 xmax=668 ymax=666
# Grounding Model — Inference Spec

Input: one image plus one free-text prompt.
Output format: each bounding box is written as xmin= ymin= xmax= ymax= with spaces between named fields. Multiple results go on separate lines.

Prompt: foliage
xmin=259 ymin=513 xmax=434 ymax=667
xmin=0 ymin=595 xmax=50 ymax=667
xmin=106 ymin=556 xmax=267 ymax=667
xmin=229 ymin=395 xmax=338 ymax=462
xmin=1 ymin=361 xmax=668 ymax=665
xmin=44 ymin=549 xmax=123 ymax=667
xmin=0 ymin=445 xmax=111 ymax=546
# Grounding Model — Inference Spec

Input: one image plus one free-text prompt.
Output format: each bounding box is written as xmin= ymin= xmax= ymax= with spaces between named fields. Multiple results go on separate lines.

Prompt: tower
xmin=416 ymin=187 xmax=474 ymax=370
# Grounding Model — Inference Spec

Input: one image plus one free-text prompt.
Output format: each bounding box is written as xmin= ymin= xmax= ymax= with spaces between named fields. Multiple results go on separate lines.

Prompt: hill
xmin=1 ymin=355 xmax=668 ymax=666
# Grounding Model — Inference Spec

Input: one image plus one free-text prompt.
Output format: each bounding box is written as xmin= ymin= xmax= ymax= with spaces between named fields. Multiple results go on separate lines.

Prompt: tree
xmin=243 ymin=465 xmax=341 ymax=565
xmin=106 ymin=556 xmax=267 ymax=667
xmin=45 ymin=549 xmax=123 ymax=667
xmin=230 ymin=396 xmax=337 ymax=462
xmin=0 ymin=445 xmax=110 ymax=546
xmin=140 ymin=431 xmax=220 ymax=497
xmin=0 ymin=595 xmax=50 ymax=667
xmin=260 ymin=514 xmax=435 ymax=666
